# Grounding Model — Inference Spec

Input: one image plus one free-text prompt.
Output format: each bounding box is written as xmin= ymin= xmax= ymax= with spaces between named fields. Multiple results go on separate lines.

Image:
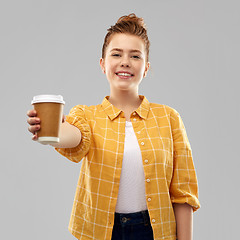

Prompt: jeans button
xmin=122 ymin=217 xmax=128 ymax=223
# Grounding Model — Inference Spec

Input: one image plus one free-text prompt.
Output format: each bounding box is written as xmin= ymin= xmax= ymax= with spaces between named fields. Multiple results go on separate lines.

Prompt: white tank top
xmin=115 ymin=121 xmax=148 ymax=213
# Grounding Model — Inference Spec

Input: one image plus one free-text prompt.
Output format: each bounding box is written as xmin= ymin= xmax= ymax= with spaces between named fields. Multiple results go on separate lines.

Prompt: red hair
xmin=102 ymin=13 xmax=150 ymax=61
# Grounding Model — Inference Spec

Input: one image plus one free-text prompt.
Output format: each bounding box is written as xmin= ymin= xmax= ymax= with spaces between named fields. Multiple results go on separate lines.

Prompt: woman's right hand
xmin=27 ymin=109 xmax=40 ymax=141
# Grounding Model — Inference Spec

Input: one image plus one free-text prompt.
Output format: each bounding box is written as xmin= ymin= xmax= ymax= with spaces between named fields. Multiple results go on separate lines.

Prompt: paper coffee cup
xmin=31 ymin=95 xmax=65 ymax=144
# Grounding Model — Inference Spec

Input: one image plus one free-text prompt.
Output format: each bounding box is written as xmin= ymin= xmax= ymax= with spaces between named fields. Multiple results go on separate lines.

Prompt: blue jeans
xmin=111 ymin=210 xmax=154 ymax=240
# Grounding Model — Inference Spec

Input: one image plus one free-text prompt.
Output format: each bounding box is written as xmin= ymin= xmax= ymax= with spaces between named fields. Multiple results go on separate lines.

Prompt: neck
xmin=108 ymin=89 xmax=142 ymax=110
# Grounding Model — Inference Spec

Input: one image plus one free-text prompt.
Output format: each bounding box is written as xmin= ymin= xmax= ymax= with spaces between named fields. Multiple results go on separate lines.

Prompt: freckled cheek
xmin=137 ymin=67 xmax=145 ymax=77
xmin=105 ymin=65 xmax=115 ymax=76
xmin=105 ymin=69 xmax=117 ymax=80
xmin=106 ymin=63 xmax=117 ymax=73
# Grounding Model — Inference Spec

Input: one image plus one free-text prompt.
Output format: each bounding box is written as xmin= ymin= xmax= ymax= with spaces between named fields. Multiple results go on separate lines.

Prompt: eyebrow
xmin=110 ymin=48 xmax=143 ymax=54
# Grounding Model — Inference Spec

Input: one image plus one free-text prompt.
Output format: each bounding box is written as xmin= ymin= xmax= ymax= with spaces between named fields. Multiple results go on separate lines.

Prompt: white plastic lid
xmin=31 ymin=95 xmax=65 ymax=104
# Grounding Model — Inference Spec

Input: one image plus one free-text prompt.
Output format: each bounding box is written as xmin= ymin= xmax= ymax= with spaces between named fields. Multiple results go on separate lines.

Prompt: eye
xmin=132 ymin=55 xmax=140 ymax=59
xmin=112 ymin=53 xmax=121 ymax=57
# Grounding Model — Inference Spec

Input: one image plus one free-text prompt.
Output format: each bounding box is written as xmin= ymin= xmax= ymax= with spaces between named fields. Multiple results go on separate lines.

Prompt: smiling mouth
xmin=116 ymin=72 xmax=134 ymax=77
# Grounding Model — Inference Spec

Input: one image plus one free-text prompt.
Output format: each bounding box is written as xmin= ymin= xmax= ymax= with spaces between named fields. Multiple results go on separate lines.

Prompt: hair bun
xmin=117 ymin=13 xmax=147 ymax=30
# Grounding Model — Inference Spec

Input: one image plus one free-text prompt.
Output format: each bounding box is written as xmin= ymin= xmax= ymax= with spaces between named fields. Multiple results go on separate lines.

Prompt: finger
xmin=27 ymin=117 xmax=40 ymax=125
xmin=28 ymin=125 xmax=40 ymax=134
xmin=27 ymin=109 xmax=37 ymax=117
xmin=32 ymin=134 xmax=38 ymax=141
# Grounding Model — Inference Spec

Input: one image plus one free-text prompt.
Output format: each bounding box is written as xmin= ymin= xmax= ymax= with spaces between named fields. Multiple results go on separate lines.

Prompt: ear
xmin=143 ymin=62 xmax=150 ymax=78
xmin=99 ymin=58 xmax=105 ymax=74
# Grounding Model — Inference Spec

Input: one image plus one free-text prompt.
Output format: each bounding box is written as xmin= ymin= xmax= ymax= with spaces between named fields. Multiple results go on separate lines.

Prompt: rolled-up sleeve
xmin=55 ymin=105 xmax=91 ymax=163
xmin=169 ymin=109 xmax=200 ymax=212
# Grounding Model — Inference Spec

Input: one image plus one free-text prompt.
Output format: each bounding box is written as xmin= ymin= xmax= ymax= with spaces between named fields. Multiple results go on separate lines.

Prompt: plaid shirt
xmin=56 ymin=95 xmax=200 ymax=240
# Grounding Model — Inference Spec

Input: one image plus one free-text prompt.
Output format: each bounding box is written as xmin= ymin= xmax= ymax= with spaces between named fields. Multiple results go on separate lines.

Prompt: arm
xmin=27 ymin=110 xmax=81 ymax=148
xmin=28 ymin=106 xmax=90 ymax=163
xmin=50 ymin=121 xmax=81 ymax=148
xmin=169 ymin=109 xmax=200 ymax=239
xmin=173 ymin=203 xmax=193 ymax=240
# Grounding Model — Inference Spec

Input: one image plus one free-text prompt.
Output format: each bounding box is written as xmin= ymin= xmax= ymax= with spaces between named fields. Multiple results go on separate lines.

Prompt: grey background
xmin=0 ymin=0 xmax=239 ymax=239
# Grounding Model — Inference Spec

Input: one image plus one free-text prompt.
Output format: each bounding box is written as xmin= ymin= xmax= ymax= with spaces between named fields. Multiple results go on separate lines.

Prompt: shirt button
xmin=146 ymin=179 xmax=150 ymax=183
xmin=141 ymin=142 xmax=144 ymax=145
xmin=144 ymin=159 xmax=148 ymax=163
xmin=152 ymin=219 xmax=156 ymax=223
xmin=148 ymin=198 xmax=151 ymax=202
xmin=133 ymin=118 xmax=137 ymax=121
xmin=133 ymin=112 xmax=136 ymax=115
xmin=137 ymin=131 xmax=141 ymax=134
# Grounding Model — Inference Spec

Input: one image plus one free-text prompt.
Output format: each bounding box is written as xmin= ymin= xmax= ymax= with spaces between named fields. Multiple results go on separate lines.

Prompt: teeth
xmin=117 ymin=73 xmax=132 ymax=76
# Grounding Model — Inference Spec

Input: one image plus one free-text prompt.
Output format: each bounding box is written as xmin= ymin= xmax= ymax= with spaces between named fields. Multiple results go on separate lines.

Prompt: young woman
xmin=27 ymin=14 xmax=200 ymax=240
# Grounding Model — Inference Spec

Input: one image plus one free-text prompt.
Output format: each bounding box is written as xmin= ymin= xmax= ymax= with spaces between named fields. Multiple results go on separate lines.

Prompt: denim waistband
xmin=114 ymin=210 xmax=150 ymax=226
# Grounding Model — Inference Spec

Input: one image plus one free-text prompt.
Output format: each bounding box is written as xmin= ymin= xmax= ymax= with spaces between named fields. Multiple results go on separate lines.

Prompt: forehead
xmin=107 ymin=33 xmax=145 ymax=52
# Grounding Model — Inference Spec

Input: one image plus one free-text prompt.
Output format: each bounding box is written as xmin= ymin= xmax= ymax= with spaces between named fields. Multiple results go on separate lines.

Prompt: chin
xmin=116 ymin=84 xmax=133 ymax=91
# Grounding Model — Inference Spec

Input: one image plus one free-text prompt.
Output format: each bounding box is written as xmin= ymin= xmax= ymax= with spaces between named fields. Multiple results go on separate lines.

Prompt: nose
xmin=120 ymin=56 xmax=130 ymax=67
xmin=121 ymin=63 xmax=129 ymax=67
